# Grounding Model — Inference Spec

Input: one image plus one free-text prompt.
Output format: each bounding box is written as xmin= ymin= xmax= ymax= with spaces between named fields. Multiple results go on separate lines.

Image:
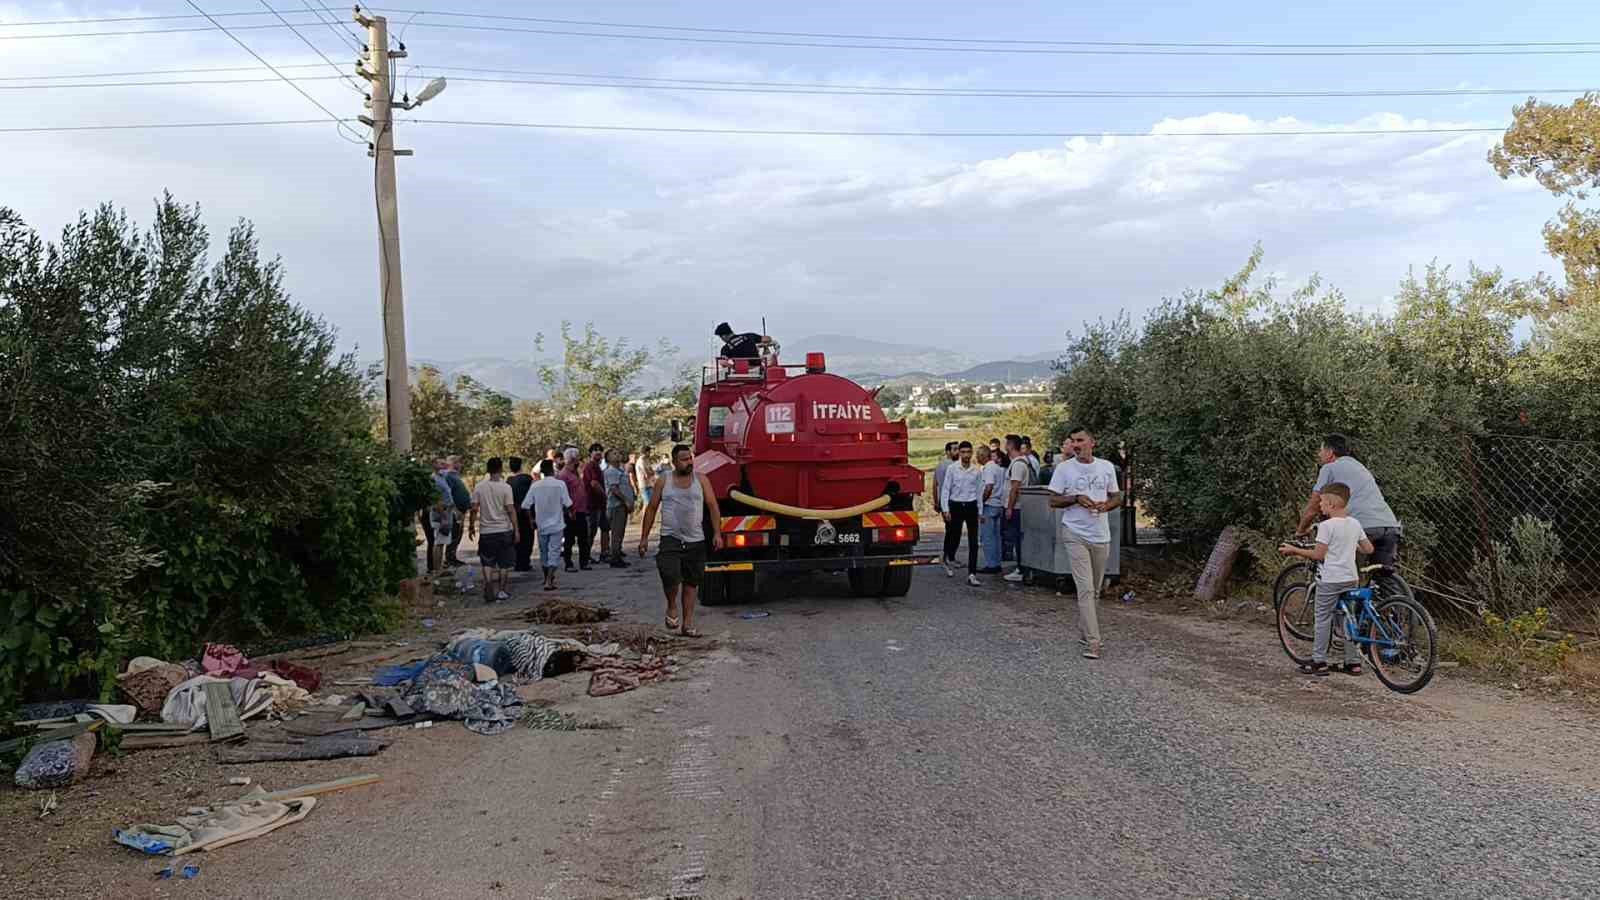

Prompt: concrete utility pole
xmin=357 ymin=8 xmax=412 ymax=452
xmin=355 ymin=7 xmax=447 ymax=453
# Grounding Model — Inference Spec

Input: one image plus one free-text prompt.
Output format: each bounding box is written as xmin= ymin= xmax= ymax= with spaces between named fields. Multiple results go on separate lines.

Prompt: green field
xmin=908 ymin=427 xmax=1005 ymax=472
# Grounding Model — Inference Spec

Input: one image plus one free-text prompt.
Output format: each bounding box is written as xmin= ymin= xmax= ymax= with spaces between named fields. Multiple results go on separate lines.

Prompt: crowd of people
xmin=932 ymin=426 xmax=1402 ymax=669
xmin=421 ymin=444 xmax=669 ymax=595
xmin=933 ymin=428 xmax=1125 ymax=660
xmin=419 ymin=443 xmax=722 ymax=638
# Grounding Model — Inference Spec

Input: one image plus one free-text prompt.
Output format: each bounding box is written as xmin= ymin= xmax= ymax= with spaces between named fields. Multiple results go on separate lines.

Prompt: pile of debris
xmin=5 ymin=617 xmax=680 ymax=793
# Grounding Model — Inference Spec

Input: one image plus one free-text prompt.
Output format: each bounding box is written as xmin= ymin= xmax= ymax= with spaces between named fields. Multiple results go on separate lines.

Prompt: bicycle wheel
xmin=1364 ymin=596 xmax=1438 ymax=694
xmin=1273 ymin=562 xmax=1316 ymax=641
xmin=1277 ymin=583 xmax=1317 ymax=666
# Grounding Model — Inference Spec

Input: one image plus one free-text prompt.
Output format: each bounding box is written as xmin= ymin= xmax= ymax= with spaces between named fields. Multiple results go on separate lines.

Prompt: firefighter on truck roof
xmin=714 ymin=322 xmax=763 ymax=362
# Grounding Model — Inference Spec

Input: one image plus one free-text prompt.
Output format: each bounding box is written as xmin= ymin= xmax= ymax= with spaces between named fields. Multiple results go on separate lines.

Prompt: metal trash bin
xmin=1018 ymin=486 xmax=1071 ymax=576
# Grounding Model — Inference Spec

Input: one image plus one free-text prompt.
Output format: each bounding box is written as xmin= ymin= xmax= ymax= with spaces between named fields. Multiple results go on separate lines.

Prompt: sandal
xmin=664 ymin=614 xmax=681 ymax=630
xmin=1338 ymin=663 xmax=1363 ymax=676
xmin=680 ymin=628 xmax=703 ymax=638
xmin=1298 ymin=662 xmax=1330 ymax=677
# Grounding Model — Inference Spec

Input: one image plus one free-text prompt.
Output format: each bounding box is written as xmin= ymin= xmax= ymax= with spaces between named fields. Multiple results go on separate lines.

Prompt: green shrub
xmin=1468 ymin=515 xmax=1569 ymax=619
xmin=0 ymin=198 xmax=430 ymax=717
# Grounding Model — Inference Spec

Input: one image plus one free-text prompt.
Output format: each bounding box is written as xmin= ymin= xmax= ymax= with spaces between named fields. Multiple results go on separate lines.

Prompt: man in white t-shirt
xmin=1001 ymin=434 xmax=1032 ymax=582
xmin=468 ymin=457 xmax=520 ymax=604
xmin=1046 ymin=426 xmax=1122 ymax=659
xmin=978 ymin=445 xmax=1007 ymax=574
xmin=522 ymin=458 xmax=574 ymax=591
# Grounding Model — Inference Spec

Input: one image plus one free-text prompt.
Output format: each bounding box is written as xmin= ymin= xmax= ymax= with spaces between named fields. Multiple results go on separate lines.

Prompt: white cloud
xmin=0 ymin=6 xmax=1563 ymax=358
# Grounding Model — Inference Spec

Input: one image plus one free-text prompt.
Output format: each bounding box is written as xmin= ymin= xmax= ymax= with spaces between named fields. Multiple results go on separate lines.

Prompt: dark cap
xmin=714 ymin=322 xmax=733 ymax=337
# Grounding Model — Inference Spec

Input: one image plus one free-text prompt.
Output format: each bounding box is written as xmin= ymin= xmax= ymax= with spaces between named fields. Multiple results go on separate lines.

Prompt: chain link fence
xmin=1266 ymin=433 xmax=1600 ymax=626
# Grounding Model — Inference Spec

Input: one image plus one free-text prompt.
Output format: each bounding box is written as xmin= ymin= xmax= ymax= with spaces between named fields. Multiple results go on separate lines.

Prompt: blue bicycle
xmin=1277 ymin=563 xmax=1438 ymax=694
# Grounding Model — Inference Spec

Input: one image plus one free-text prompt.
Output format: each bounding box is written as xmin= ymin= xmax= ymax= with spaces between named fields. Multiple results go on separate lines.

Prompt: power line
xmin=6 ymin=17 xmax=1600 ymax=56
xmin=8 ymin=7 xmax=1600 ymax=51
xmin=398 ymin=119 xmax=1508 ymax=138
xmin=0 ymin=75 xmax=349 ymax=90
xmin=2 ymin=71 xmax=1591 ymax=101
xmin=304 ymin=1 xmax=364 ymax=55
xmin=365 ymin=8 xmax=1600 ymax=51
xmin=0 ymin=119 xmax=335 ymax=133
xmin=1 ymin=63 xmax=1590 ymax=100
xmin=256 ymin=0 xmax=363 ymax=94
xmin=0 ymin=63 xmax=328 ymax=80
xmin=179 ymin=1 xmax=364 ymax=143
xmin=0 ymin=118 xmax=1509 ymax=138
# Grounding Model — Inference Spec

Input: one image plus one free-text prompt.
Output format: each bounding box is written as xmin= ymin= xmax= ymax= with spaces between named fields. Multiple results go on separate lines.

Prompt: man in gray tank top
xmin=637 ymin=444 xmax=724 ymax=637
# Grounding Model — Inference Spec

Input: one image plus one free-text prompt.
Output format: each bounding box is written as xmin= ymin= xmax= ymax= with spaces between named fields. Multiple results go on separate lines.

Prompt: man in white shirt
xmin=1001 ymin=434 xmax=1032 ymax=582
xmin=940 ymin=441 xmax=984 ymax=586
xmin=1047 ymin=426 xmax=1123 ymax=660
xmin=931 ymin=441 xmax=958 ymax=563
xmin=978 ymin=445 xmax=1007 ymax=574
xmin=522 ymin=458 xmax=574 ymax=591
xmin=468 ymin=457 xmax=520 ymax=604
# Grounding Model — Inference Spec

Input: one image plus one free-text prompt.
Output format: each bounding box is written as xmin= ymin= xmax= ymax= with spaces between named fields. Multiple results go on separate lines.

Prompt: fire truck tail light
xmin=729 ymin=533 xmax=767 ymax=548
xmin=872 ymin=527 xmax=916 ymax=544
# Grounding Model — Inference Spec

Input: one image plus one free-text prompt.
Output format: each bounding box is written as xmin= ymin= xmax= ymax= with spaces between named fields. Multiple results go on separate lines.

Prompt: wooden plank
xmin=244 ymin=773 xmax=381 ymax=803
xmin=203 ymin=681 xmax=244 ymax=743
xmin=122 ymin=732 xmax=210 ymax=751
xmin=0 ymin=719 xmax=101 ymax=754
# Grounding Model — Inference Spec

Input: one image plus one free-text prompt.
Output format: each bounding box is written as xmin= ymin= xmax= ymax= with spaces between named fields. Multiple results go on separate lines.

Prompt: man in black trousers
xmin=507 ymin=457 xmax=536 ymax=572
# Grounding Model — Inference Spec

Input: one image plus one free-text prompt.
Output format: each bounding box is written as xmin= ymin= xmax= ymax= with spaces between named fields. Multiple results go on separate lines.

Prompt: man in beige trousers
xmin=1047 ymin=426 xmax=1123 ymax=660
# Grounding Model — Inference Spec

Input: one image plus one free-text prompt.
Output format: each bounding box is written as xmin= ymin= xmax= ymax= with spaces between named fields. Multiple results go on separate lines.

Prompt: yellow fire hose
xmin=728 ymin=490 xmax=891 ymax=521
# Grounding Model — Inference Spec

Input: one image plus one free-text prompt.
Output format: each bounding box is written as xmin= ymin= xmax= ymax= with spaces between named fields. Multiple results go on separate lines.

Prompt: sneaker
xmin=564 ymin=564 xmax=576 ymax=573
xmin=496 ymin=590 xmax=510 ymax=602
xmin=943 ymin=562 xmax=954 ymax=577
xmin=967 ymin=574 xmax=981 ymax=587
xmin=1003 ymin=570 xmax=1024 ymax=583
xmin=580 ymin=564 xmax=593 ymax=571
xmin=1083 ymin=642 xmax=1101 ymax=660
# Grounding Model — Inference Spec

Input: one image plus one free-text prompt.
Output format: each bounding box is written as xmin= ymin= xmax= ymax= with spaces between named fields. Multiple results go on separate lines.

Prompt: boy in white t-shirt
xmin=1278 ymin=482 xmax=1374 ymax=677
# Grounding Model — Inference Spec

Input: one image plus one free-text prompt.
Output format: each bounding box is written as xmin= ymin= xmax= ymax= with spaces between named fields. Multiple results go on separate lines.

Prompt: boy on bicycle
xmin=1279 ymin=482 xmax=1373 ymax=677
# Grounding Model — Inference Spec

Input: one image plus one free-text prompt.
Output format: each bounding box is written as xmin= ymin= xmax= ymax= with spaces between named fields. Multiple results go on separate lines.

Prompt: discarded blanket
xmin=14 ymin=732 xmax=96 ymax=790
xmin=17 ymin=700 xmax=92 ymax=720
xmin=580 ymin=655 xmax=676 ymax=698
xmin=400 ymin=656 xmax=524 ymax=736
xmin=114 ymin=797 xmax=315 ymax=856
xmin=447 ymin=627 xmax=620 ymax=681
xmin=160 ymin=676 xmax=274 ymax=731
xmin=266 ymin=659 xmax=322 ymax=693
xmin=119 ymin=661 xmax=188 ymax=717
xmin=201 ymin=642 xmax=259 ymax=679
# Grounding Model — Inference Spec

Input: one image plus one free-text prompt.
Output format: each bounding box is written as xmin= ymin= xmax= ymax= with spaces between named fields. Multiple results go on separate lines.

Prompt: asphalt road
xmin=34 ymin=536 xmax=1600 ymax=899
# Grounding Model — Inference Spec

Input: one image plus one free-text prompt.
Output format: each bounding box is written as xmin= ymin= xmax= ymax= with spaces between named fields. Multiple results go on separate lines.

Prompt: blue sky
xmin=2 ymin=1 xmax=1595 ymax=362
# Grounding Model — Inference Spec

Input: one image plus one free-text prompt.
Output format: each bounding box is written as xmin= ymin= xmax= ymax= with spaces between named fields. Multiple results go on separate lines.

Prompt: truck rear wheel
xmin=848 ymin=566 xmax=885 ymax=597
xmin=879 ymin=565 xmax=913 ymax=597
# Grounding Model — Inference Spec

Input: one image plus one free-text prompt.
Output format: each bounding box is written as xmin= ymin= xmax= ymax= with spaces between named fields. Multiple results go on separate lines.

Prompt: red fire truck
xmin=686 ymin=345 xmax=936 ymax=605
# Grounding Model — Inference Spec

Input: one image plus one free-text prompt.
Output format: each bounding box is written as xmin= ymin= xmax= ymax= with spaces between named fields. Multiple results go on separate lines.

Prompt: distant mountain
xmin=787 ymin=334 xmax=981 ymax=381
xmin=383 ymin=337 xmax=1057 ymax=399
xmin=945 ymin=359 xmax=1055 ymax=383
